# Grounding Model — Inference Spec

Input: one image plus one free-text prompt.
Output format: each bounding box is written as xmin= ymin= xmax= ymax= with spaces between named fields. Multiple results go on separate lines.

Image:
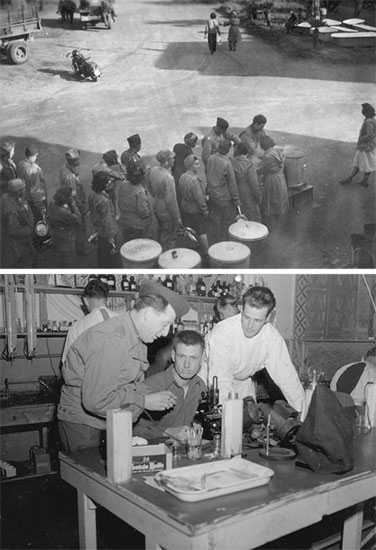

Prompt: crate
xmin=288 ymin=183 xmax=313 ymax=209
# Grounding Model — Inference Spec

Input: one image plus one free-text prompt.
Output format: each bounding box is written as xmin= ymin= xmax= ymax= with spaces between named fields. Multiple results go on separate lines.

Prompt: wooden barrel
xmin=158 ymin=248 xmax=201 ymax=269
xmin=283 ymin=145 xmax=306 ymax=188
xmin=228 ymin=220 xmax=269 ymax=244
xmin=208 ymin=241 xmax=250 ymax=269
xmin=120 ymin=239 xmax=162 ymax=268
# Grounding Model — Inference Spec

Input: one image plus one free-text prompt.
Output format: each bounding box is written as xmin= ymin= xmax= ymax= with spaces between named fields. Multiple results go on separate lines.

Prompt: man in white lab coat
xmin=199 ymin=286 xmax=305 ymax=413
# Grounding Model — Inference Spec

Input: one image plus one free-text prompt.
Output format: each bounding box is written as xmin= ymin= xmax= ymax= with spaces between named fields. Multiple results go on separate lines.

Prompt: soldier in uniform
xmin=59 ymin=148 xmax=88 ymax=255
xmin=1 ymin=179 xmax=34 ymax=268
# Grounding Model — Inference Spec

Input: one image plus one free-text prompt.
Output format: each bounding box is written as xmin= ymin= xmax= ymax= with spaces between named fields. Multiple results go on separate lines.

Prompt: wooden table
xmin=0 ymin=402 xmax=56 ymax=448
xmin=60 ymin=430 xmax=376 ymax=550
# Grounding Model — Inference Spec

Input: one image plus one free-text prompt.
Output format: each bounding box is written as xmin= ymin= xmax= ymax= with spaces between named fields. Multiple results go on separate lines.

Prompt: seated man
xmin=330 ymin=347 xmax=376 ymax=414
xmin=133 ymin=330 xmax=207 ymax=440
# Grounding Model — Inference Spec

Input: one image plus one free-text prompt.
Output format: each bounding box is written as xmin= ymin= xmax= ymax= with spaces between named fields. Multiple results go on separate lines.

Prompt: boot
xmin=358 ymin=178 xmax=369 ymax=188
xmin=339 ymin=177 xmax=352 ymax=185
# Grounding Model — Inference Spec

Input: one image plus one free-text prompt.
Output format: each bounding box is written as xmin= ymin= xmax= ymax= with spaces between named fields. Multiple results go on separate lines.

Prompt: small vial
xmin=212 ymin=434 xmax=221 ymax=457
xmin=172 ymin=441 xmax=181 ymax=462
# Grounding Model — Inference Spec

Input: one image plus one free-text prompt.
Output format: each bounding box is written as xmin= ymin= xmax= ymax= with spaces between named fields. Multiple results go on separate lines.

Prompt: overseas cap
xmin=127 ymin=134 xmax=141 ymax=147
xmin=66 ymin=148 xmax=80 ymax=160
xmin=139 ymin=281 xmax=189 ymax=318
xmin=216 ymin=117 xmax=229 ymax=131
xmin=8 ymin=178 xmax=26 ymax=193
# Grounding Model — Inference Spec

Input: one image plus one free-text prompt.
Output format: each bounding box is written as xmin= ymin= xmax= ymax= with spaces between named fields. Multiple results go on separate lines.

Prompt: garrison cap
xmin=139 ymin=281 xmax=189 ymax=319
xmin=66 ymin=148 xmax=80 ymax=160
xmin=216 ymin=117 xmax=229 ymax=131
xmin=127 ymin=134 xmax=141 ymax=147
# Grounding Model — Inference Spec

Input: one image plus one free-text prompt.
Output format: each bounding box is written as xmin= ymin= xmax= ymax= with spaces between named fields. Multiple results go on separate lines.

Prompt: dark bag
xmin=295 ymin=385 xmax=354 ymax=474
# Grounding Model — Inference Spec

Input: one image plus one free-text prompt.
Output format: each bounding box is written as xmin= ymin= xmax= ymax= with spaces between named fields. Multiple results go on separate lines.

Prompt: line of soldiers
xmin=0 ymin=114 xmax=290 ymax=268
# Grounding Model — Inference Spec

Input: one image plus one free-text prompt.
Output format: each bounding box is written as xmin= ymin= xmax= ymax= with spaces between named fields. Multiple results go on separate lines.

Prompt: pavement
xmin=0 ymin=0 xmax=375 ymax=268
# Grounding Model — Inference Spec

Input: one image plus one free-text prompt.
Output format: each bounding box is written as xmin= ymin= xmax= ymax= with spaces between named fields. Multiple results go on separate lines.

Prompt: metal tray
xmin=154 ymin=456 xmax=274 ymax=502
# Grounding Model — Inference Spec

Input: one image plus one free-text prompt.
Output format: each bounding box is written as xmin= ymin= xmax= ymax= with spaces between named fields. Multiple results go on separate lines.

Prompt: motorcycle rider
xmin=70 ymin=49 xmax=100 ymax=81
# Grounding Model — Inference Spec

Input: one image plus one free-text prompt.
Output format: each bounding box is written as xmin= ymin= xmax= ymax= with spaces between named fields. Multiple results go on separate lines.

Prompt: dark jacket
xmin=1 ymin=193 xmax=34 ymax=266
xmin=88 ymin=190 xmax=117 ymax=240
xmin=118 ymin=180 xmax=152 ymax=230
xmin=48 ymin=200 xmax=81 ymax=267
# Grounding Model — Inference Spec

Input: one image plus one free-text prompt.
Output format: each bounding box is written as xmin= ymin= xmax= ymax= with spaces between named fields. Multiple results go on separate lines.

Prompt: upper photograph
xmin=0 ymin=0 xmax=375 ymax=269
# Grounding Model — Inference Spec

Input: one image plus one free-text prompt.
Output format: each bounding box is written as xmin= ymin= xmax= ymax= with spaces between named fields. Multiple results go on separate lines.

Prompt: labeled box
xmin=132 ymin=443 xmax=172 ymax=474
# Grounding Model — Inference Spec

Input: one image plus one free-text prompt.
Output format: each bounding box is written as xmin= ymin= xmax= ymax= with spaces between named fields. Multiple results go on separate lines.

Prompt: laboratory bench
xmin=60 ymin=429 xmax=376 ymax=550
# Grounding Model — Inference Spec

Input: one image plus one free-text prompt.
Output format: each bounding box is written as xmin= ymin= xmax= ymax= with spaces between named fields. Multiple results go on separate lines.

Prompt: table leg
xmin=342 ymin=502 xmax=364 ymax=550
xmin=40 ymin=426 xmax=48 ymax=448
xmin=77 ymin=490 xmax=97 ymax=550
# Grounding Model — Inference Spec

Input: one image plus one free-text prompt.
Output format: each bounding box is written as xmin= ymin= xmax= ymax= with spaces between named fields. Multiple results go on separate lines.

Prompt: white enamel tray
xmin=154 ymin=456 xmax=274 ymax=502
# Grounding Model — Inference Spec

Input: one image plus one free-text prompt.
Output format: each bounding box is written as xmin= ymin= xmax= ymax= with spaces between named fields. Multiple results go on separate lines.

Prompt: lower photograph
xmin=1 ymin=272 xmax=375 ymax=550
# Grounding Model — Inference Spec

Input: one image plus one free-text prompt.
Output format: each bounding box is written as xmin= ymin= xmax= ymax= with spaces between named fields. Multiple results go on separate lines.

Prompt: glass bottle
xmin=106 ymin=274 xmax=116 ymax=291
xmin=185 ymin=275 xmax=196 ymax=296
xmin=129 ymin=276 xmax=137 ymax=292
xmin=121 ymin=275 xmax=129 ymax=292
xmin=164 ymin=274 xmax=173 ymax=290
xmin=197 ymin=277 xmax=206 ymax=297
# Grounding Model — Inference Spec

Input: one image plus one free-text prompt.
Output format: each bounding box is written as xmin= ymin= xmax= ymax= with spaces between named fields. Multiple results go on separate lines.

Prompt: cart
xmin=79 ymin=0 xmax=115 ymax=30
xmin=0 ymin=5 xmax=42 ymax=64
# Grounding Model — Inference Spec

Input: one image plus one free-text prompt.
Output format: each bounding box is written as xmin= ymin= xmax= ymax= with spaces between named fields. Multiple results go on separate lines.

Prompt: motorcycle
xmin=67 ymin=48 xmax=101 ymax=81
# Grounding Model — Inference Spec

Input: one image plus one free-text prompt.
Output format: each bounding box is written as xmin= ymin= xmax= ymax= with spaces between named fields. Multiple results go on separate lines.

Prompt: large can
xmin=208 ymin=241 xmax=250 ymax=269
xmin=283 ymin=145 xmax=306 ymax=187
xmin=158 ymin=248 xmax=201 ymax=269
xmin=120 ymin=239 xmax=161 ymax=268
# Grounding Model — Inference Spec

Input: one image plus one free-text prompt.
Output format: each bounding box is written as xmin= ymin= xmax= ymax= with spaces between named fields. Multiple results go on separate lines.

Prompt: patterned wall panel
xmin=294 ymin=274 xmax=376 ymax=378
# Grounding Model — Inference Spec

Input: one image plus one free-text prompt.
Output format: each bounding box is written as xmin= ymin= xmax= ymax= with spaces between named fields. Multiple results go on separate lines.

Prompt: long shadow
xmin=146 ymin=19 xmax=206 ymax=26
xmin=39 ymin=17 xmax=74 ymax=30
xmin=152 ymin=40 xmax=375 ymax=83
xmin=37 ymin=68 xmax=81 ymax=81
xmin=0 ymin=130 xmax=374 ymax=269
xmin=143 ymin=0 xmax=215 ymax=4
xmin=40 ymin=16 xmax=106 ymax=32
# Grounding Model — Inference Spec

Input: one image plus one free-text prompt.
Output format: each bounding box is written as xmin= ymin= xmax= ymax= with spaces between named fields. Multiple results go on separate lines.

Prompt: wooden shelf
xmin=0 ymin=332 xmax=68 ymax=338
xmin=0 ymin=283 xmax=137 ymax=300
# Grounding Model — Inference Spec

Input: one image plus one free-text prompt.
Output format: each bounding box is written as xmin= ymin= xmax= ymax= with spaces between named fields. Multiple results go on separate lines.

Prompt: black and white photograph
xmin=0 ymin=0 xmax=375 ymax=269
xmin=0 ymin=272 xmax=375 ymax=549
xmin=1 ymin=0 xmax=376 ymax=549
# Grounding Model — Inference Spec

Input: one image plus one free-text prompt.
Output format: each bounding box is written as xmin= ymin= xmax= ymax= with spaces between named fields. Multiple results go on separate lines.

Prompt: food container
xmin=120 ymin=239 xmax=162 ymax=268
xmin=208 ymin=241 xmax=250 ymax=268
xmin=158 ymin=248 xmax=201 ymax=269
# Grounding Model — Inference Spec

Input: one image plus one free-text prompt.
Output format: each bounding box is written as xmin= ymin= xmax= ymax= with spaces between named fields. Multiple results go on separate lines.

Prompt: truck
xmin=0 ymin=4 xmax=42 ymax=64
